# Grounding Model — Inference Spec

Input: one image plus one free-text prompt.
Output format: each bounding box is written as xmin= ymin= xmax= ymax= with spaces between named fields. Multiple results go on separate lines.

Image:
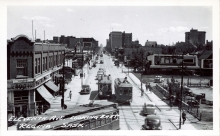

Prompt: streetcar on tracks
xmin=98 ymin=74 xmax=112 ymax=99
xmin=17 ymin=101 xmax=119 ymax=130
xmin=114 ymin=77 xmax=133 ymax=103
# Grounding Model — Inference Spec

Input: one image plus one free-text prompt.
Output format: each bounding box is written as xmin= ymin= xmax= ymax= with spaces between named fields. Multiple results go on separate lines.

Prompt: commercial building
xmin=185 ymin=28 xmax=206 ymax=45
xmin=109 ymin=31 xmax=123 ymax=51
xmin=122 ymin=32 xmax=132 ymax=47
xmin=7 ymin=34 xmax=66 ymax=118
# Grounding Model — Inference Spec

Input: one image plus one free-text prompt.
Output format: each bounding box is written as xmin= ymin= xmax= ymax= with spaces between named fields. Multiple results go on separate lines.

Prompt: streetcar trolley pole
xmin=61 ymin=48 xmax=76 ymax=110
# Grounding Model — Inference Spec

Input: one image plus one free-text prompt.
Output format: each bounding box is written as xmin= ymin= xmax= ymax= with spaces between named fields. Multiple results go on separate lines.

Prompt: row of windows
xmin=34 ymin=55 xmax=63 ymax=75
xmin=54 ymin=112 xmax=119 ymax=130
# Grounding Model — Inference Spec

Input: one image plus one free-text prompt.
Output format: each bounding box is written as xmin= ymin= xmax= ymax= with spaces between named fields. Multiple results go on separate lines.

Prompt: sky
xmin=7 ymin=6 xmax=212 ymax=46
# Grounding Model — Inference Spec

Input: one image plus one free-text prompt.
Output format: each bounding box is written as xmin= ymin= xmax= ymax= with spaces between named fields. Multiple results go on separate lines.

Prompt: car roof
xmin=146 ymin=115 xmax=160 ymax=120
xmin=82 ymin=85 xmax=90 ymax=87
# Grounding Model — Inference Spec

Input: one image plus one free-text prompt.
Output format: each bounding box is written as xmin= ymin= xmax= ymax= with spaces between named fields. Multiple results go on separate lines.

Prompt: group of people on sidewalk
xmin=141 ymin=82 xmax=152 ymax=97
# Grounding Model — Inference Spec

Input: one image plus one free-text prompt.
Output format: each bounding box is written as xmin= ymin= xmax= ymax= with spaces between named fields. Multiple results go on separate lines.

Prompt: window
xmin=35 ymin=59 xmax=37 ymax=74
xmin=43 ymin=58 xmax=45 ymax=71
xmin=38 ymin=58 xmax=40 ymax=73
xmin=90 ymin=119 xmax=96 ymax=129
xmin=54 ymin=55 xmax=56 ymax=66
xmin=96 ymin=118 xmax=101 ymax=127
xmin=45 ymin=57 xmax=47 ymax=70
xmin=124 ymin=90 xmax=128 ymax=95
xmin=83 ymin=121 xmax=90 ymax=130
xmin=112 ymin=112 xmax=119 ymax=121
xmin=16 ymin=59 xmax=27 ymax=76
xmin=106 ymin=115 xmax=111 ymax=124
xmin=119 ymin=89 xmax=123 ymax=95
xmin=101 ymin=118 xmax=105 ymax=126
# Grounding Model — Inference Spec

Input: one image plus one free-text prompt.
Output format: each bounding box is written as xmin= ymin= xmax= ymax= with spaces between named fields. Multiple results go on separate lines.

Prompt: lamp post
xmin=141 ymin=50 xmax=144 ymax=94
xmin=179 ymin=53 xmax=184 ymax=129
xmin=61 ymin=49 xmax=75 ymax=109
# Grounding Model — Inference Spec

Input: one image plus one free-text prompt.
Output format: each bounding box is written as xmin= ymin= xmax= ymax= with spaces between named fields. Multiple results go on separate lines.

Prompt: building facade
xmin=7 ymin=34 xmax=66 ymax=118
xmin=109 ymin=31 xmax=123 ymax=51
xmin=185 ymin=28 xmax=206 ymax=45
xmin=122 ymin=32 xmax=132 ymax=47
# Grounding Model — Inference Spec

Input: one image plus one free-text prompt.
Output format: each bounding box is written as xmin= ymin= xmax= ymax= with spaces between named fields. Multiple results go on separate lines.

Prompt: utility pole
xmin=141 ymin=50 xmax=143 ymax=93
xmin=61 ymin=49 xmax=75 ymax=110
xmin=179 ymin=53 xmax=184 ymax=129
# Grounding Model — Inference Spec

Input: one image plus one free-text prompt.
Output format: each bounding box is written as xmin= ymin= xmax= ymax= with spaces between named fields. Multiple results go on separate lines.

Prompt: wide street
xmin=49 ymin=53 xmax=193 ymax=130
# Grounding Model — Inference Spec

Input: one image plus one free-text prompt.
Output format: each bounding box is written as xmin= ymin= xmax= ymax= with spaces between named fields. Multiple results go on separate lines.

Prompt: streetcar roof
xmin=37 ymin=107 xmax=118 ymax=129
xmin=20 ymin=101 xmax=117 ymax=126
xmin=114 ymin=78 xmax=132 ymax=87
xmin=99 ymin=75 xmax=112 ymax=83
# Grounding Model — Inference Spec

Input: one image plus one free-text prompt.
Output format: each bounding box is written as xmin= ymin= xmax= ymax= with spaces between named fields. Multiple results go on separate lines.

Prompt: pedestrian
xmin=169 ymin=95 xmax=174 ymax=110
xmin=148 ymin=83 xmax=152 ymax=93
xmin=145 ymin=82 xmax=148 ymax=91
xmin=141 ymin=89 xmax=144 ymax=97
xmin=182 ymin=110 xmax=186 ymax=125
xmin=69 ymin=91 xmax=72 ymax=100
xmin=84 ymin=73 xmax=85 ymax=79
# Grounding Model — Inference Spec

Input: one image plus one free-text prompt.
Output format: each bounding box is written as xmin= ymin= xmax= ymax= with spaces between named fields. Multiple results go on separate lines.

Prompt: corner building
xmin=7 ymin=35 xmax=65 ymax=118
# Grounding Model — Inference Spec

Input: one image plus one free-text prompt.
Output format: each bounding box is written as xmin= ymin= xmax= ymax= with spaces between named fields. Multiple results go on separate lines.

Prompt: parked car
xmin=154 ymin=76 xmax=164 ymax=83
xmin=142 ymin=115 xmax=162 ymax=130
xmin=79 ymin=85 xmax=91 ymax=94
xmin=100 ymin=60 xmax=104 ymax=64
xmin=142 ymin=102 xmax=157 ymax=115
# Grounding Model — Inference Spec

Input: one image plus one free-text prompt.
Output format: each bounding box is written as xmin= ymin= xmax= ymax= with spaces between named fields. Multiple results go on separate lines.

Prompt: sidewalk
xmin=45 ymin=64 xmax=91 ymax=113
xmin=128 ymin=73 xmax=198 ymax=130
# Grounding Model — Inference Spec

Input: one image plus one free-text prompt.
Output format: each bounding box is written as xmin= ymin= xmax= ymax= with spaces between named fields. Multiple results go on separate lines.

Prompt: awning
xmin=37 ymin=85 xmax=54 ymax=104
xmin=44 ymin=81 xmax=59 ymax=92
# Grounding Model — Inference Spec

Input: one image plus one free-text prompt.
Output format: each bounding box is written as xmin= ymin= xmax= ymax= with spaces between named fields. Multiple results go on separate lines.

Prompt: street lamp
xmin=61 ymin=49 xmax=75 ymax=109
xmin=179 ymin=53 xmax=184 ymax=129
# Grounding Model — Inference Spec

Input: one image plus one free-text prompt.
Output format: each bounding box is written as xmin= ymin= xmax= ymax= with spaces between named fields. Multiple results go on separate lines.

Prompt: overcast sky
xmin=7 ymin=6 xmax=212 ymax=46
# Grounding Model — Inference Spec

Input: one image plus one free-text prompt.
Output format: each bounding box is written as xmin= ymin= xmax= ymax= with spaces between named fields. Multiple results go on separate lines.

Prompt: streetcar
xmin=114 ymin=77 xmax=133 ymax=103
xmin=17 ymin=101 xmax=119 ymax=130
xmin=98 ymin=74 xmax=112 ymax=99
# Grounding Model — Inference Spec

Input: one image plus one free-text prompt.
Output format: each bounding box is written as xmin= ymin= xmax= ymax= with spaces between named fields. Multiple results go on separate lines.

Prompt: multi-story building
xmin=185 ymin=28 xmax=206 ymax=45
xmin=109 ymin=31 xmax=123 ymax=51
xmin=122 ymin=32 xmax=132 ymax=47
xmin=53 ymin=36 xmax=60 ymax=43
xmin=7 ymin=34 xmax=66 ymax=118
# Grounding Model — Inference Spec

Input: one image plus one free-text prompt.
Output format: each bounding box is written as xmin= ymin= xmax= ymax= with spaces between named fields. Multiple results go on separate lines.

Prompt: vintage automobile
xmin=154 ymin=76 xmax=164 ymax=83
xmin=142 ymin=102 xmax=157 ymax=115
xmin=79 ymin=85 xmax=91 ymax=94
xmin=95 ymin=70 xmax=105 ymax=80
xmin=142 ymin=115 xmax=162 ymax=130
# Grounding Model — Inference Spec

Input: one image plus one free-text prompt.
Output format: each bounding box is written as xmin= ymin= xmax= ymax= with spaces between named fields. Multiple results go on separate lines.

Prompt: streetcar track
xmin=104 ymin=55 xmax=179 ymax=130
xmin=105 ymin=55 xmax=142 ymax=129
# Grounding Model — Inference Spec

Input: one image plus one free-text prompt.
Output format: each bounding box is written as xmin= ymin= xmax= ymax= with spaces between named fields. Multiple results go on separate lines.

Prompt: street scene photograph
xmin=2 ymin=0 xmax=219 ymax=135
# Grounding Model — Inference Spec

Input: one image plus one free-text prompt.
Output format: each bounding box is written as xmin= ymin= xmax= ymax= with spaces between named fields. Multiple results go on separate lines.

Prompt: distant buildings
xmin=145 ymin=40 xmax=157 ymax=47
xmin=53 ymin=35 xmax=99 ymax=51
xmin=185 ymin=28 xmax=206 ymax=45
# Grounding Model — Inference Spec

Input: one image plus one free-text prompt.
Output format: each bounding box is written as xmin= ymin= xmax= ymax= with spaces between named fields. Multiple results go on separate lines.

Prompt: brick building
xmin=7 ymin=34 xmax=66 ymax=118
xmin=185 ymin=28 xmax=206 ymax=45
